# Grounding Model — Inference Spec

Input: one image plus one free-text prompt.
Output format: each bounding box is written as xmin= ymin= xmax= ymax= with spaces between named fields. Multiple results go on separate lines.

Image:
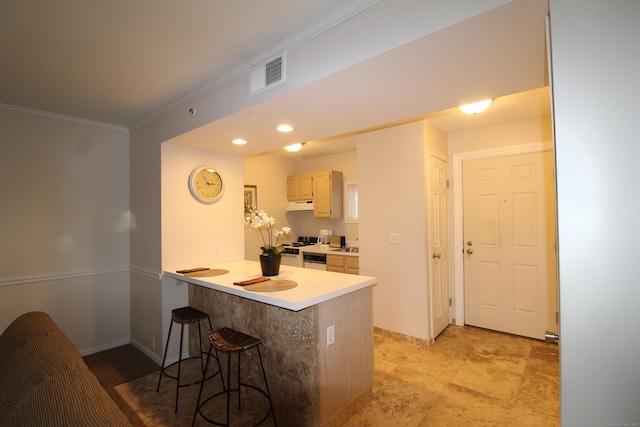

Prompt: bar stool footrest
xmin=195 ymin=383 xmax=274 ymax=427
xmin=159 ymin=356 xmax=219 ymax=388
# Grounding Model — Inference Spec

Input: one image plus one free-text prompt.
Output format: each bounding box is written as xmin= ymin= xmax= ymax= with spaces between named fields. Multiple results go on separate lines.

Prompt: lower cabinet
xmin=326 ymin=254 xmax=359 ymax=275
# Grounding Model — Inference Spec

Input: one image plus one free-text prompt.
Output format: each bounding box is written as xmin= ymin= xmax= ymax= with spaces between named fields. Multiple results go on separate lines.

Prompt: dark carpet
xmin=83 ymin=344 xmax=159 ymax=426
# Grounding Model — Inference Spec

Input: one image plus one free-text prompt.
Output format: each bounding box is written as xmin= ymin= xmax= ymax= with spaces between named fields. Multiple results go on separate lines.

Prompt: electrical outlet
xmin=389 ymin=233 xmax=401 ymax=244
xmin=327 ymin=325 xmax=335 ymax=346
xmin=151 ymin=336 xmax=155 ymax=350
xmin=214 ymin=247 xmax=220 ymax=257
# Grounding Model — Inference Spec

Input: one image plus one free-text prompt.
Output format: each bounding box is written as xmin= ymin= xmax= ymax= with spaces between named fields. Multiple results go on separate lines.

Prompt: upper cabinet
xmin=313 ymin=170 xmax=343 ymax=219
xmin=287 ymin=170 xmax=344 ymax=219
xmin=287 ymin=173 xmax=313 ymax=201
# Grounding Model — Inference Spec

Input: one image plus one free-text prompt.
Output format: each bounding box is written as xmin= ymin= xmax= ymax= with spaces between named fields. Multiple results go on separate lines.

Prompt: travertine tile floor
xmin=114 ymin=325 xmax=558 ymax=426
xmin=346 ymin=325 xmax=559 ymax=426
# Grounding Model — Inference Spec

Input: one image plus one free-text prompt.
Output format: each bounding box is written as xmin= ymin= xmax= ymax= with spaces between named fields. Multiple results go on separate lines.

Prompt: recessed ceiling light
xmin=284 ymin=143 xmax=303 ymax=152
xmin=459 ymin=99 xmax=492 ymax=115
xmin=277 ymin=124 xmax=294 ymax=133
xmin=232 ymin=138 xmax=247 ymax=145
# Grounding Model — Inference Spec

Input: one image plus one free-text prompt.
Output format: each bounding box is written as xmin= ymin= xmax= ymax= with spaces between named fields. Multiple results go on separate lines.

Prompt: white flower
xmin=244 ymin=206 xmax=291 ymax=255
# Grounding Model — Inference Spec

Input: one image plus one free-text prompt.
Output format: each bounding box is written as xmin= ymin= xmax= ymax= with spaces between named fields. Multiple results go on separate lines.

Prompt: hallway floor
xmin=345 ymin=325 xmax=559 ymax=426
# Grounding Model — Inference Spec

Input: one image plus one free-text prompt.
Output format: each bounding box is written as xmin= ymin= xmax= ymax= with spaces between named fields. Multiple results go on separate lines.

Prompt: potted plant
xmin=244 ymin=206 xmax=291 ymax=276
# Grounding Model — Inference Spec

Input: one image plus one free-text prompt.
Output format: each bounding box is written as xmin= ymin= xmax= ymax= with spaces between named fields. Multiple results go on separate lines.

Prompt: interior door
xmin=463 ymin=151 xmax=557 ymax=340
xmin=430 ymin=155 xmax=450 ymax=339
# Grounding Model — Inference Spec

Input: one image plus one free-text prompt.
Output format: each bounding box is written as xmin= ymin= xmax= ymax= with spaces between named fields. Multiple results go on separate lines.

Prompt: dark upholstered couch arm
xmin=0 ymin=312 xmax=132 ymax=426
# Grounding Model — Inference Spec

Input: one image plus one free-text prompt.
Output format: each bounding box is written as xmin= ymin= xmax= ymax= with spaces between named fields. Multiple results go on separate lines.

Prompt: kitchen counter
xmin=164 ymin=259 xmax=373 ymax=311
xmin=301 ymin=244 xmax=360 ymax=256
xmin=164 ymin=259 xmax=376 ymax=426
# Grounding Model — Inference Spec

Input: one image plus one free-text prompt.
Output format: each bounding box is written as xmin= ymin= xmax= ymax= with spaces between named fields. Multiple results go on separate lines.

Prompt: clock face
xmin=189 ymin=166 xmax=224 ymax=203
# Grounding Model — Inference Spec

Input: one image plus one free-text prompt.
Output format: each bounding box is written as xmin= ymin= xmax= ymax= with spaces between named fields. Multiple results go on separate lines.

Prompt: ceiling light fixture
xmin=277 ymin=124 xmax=294 ymax=133
xmin=284 ymin=143 xmax=303 ymax=153
xmin=232 ymin=138 xmax=247 ymax=145
xmin=458 ymin=99 xmax=493 ymax=115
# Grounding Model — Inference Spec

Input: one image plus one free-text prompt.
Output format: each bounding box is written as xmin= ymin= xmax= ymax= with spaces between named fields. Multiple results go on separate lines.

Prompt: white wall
xmin=549 ymin=1 xmax=640 ymax=425
xmin=447 ymin=115 xmax=552 ymax=154
xmin=0 ymin=107 xmax=130 ymax=354
xmin=129 ymin=122 xmax=164 ymax=359
xmin=358 ymin=121 xmax=430 ymax=339
xmin=153 ymin=143 xmax=245 ymax=362
xmin=161 ymin=144 xmax=244 ymax=268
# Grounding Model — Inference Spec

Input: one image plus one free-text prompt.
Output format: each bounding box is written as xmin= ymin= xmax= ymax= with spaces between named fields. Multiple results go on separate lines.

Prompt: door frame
xmin=451 ymin=141 xmax=554 ymax=326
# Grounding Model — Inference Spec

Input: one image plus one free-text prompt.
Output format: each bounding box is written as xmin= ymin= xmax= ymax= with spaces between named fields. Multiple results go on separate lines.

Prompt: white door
xmin=430 ymin=155 xmax=450 ymax=339
xmin=463 ymin=151 xmax=557 ymax=340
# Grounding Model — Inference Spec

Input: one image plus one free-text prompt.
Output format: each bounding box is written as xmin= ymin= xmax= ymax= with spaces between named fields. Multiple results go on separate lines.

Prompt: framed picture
xmin=244 ymin=185 xmax=257 ymax=214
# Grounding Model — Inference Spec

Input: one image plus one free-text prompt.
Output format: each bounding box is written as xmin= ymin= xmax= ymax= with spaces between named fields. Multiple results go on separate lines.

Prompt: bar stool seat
xmin=157 ymin=306 xmax=224 ymax=413
xmin=192 ymin=327 xmax=276 ymax=426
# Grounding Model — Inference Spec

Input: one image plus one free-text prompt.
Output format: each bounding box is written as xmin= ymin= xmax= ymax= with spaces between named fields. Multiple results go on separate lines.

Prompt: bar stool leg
xmin=236 ymin=352 xmax=242 ymax=410
xmin=175 ymin=323 xmax=185 ymax=412
xmin=191 ymin=332 xmax=226 ymax=426
xmin=257 ymin=346 xmax=277 ymax=426
xmin=197 ymin=319 xmax=204 ymax=372
xmin=156 ymin=318 xmax=174 ymax=392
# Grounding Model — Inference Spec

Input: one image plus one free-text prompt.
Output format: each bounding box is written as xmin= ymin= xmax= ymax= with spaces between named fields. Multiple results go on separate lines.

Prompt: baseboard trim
xmin=373 ymin=326 xmax=431 ymax=348
xmin=130 ymin=337 xmax=163 ymax=366
xmin=78 ymin=338 xmax=130 ymax=357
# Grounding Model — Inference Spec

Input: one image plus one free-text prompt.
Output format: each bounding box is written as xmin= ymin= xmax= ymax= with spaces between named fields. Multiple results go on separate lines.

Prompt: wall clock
xmin=189 ymin=166 xmax=224 ymax=203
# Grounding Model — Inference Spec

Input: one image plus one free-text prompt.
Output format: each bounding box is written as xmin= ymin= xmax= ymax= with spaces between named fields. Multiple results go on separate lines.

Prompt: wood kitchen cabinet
xmin=287 ymin=173 xmax=313 ymax=201
xmin=313 ymin=170 xmax=343 ymax=219
xmin=327 ymin=254 xmax=359 ymax=275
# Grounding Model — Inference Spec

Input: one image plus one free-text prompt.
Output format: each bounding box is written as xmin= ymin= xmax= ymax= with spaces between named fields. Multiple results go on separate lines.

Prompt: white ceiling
xmin=1 ymin=0 xmax=551 ymax=160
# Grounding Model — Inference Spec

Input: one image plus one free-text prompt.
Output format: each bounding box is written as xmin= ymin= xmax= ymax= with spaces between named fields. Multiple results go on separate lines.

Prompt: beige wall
xmin=357 ymin=121 xmax=431 ymax=340
xmin=550 ymin=0 xmax=640 ymax=423
xmin=161 ymin=144 xmax=244 ymax=267
xmin=0 ymin=107 xmax=130 ymax=354
xmin=448 ymin=115 xmax=552 ymax=154
xmin=244 ymin=146 xmax=360 ymax=251
xmin=243 ymin=154 xmax=299 ymax=261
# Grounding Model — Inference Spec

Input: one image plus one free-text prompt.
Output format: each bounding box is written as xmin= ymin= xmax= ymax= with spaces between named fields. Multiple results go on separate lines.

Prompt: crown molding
xmin=0 ymin=103 xmax=129 ymax=133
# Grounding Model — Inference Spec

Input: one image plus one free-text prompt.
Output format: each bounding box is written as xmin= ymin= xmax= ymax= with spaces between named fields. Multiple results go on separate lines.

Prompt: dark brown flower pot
xmin=260 ymin=253 xmax=282 ymax=276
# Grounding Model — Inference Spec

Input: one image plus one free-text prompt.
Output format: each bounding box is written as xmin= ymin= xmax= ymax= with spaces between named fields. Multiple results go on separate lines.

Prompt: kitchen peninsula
xmin=164 ymin=260 xmax=377 ymax=427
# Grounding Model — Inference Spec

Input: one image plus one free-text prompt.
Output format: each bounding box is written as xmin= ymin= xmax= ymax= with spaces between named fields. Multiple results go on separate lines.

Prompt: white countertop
xmin=300 ymin=244 xmax=360 ymax=257
xmin=164 ymin=260 xmax=376 ymax=312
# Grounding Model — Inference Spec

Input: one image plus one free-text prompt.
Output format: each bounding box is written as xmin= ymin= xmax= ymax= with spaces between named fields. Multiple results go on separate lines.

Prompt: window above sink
xmin=344 ymin=181 xmax=358 ymax=223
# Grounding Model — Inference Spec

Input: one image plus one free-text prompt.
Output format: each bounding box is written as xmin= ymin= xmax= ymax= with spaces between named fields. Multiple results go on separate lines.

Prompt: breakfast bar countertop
xmin=164 ymin=259 xmax=376 ymax=312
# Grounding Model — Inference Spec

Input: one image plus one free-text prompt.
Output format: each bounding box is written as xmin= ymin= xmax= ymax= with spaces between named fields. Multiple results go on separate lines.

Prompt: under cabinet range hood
xmin=286 ymin=200 xmax=314 ymax=211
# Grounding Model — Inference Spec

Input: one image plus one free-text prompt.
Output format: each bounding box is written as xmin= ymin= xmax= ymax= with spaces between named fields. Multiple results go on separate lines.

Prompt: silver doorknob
xmin=432 ymin=253 xmax=441 ymax=259
xmin=466 ymin=249 xmax=474 ymax=254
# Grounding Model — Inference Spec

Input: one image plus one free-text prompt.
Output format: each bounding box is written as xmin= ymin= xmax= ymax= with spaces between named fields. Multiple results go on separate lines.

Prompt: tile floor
xmin=113 ymin=325 xmax=559 ymax=426
xmin=345 ymin=325 xmax=559 ymax=426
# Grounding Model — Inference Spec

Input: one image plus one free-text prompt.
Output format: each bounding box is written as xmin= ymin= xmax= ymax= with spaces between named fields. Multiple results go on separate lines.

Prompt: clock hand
xmin=202 ymin=174 xmax=212 ymax=185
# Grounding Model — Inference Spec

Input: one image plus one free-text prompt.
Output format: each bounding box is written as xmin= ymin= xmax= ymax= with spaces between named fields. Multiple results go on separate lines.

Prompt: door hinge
xmin=446 ymin=179 xmax=450 ymax=189
xmin=449 ymin=298 xmax=452 ymax=307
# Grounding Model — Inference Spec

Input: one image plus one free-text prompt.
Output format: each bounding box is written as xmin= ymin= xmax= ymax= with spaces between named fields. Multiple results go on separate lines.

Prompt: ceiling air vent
xmin=249 ymin=52 xmax=286 ymax=96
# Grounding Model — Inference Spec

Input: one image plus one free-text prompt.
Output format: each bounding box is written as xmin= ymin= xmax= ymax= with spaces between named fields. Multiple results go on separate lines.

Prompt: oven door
xmin=281 ymin=251 xmax=303 ymax=268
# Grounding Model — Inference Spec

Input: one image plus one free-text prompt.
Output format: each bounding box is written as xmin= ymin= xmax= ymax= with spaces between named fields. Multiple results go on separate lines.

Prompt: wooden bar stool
xmin=156 ymin=306 xmax=224 ymax=413
xmin=192 ymin=327 xmax=276 ymax=426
